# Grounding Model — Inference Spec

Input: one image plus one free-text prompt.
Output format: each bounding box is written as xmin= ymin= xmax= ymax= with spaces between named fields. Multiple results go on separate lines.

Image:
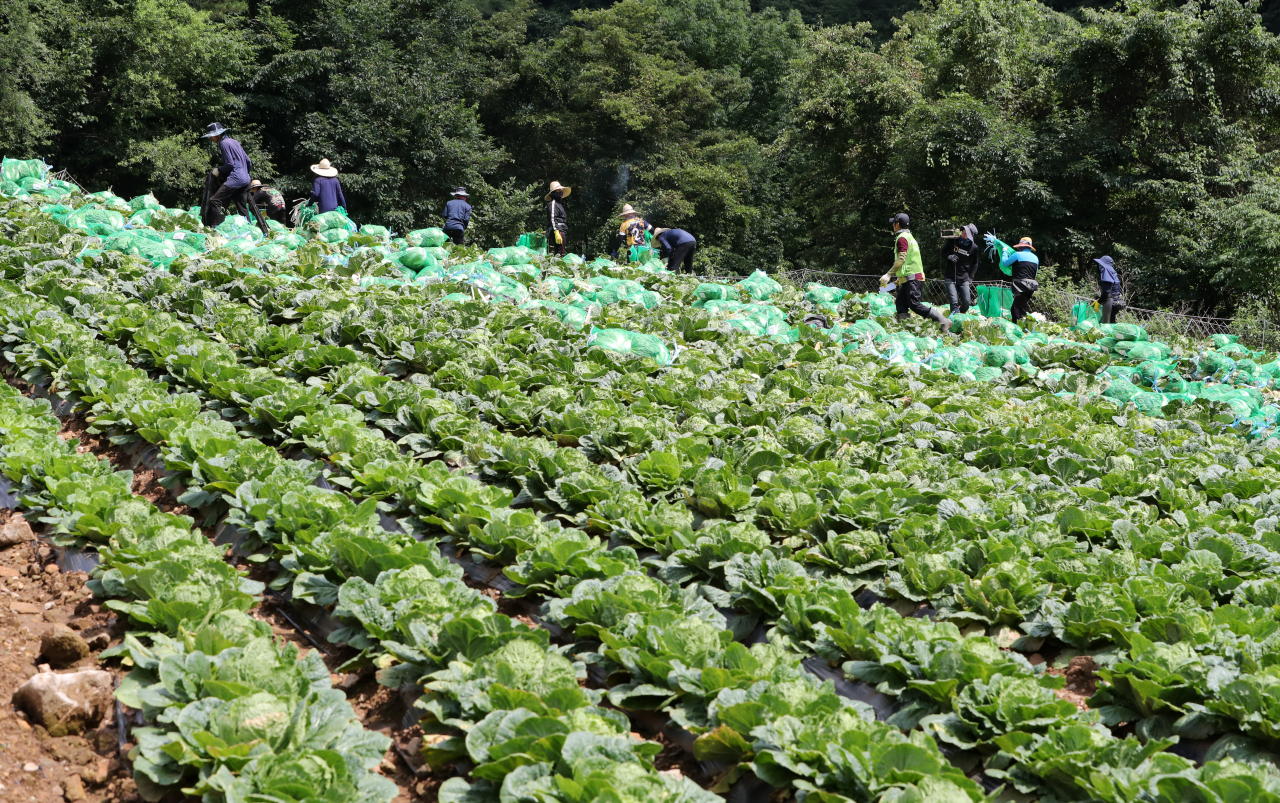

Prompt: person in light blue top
xmin=984 ymin=234 xmax=1039 ymax=322
xmin=442 ymin=187 xmax=472 ymax=245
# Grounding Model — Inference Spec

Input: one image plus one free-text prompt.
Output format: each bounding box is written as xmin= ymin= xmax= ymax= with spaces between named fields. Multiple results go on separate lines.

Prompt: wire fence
xmin=687 ymin=268 xmax=1274 ymax=351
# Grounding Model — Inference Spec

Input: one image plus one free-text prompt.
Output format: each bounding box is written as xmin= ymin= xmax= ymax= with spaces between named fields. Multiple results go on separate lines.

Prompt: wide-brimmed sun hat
xmin=652 ymin=227 xmax=669 ymax=238
xmin=249 ymin=179 xmax=263 ymax=190
xmin=202 ymin=122 xmax=227 ymax=138
xmin=311 ymin=159 xmax=339 ymax=178
xmin=1013 ymin=237 xmax=1036 ymax=251
xmin=545 ymin=181 xmax=572 ymax=202
xmin=452 ymin=187 xmax=469 ymax=197
xmin=617 ymin=203 xmax=639 ymax=218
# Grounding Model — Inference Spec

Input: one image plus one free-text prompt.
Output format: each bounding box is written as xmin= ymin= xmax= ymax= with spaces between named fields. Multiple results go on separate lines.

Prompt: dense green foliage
xmin=3 ymin=0 xmax=1279 ymax=308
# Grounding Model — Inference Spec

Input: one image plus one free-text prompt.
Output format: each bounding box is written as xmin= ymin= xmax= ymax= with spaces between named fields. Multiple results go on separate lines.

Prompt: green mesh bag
xmin=635 ymin=258 xmax=670 ymax=275
xmin=984 ymin=345 xmax=1030 ymax=367
xmin=442 ymin=292 xmax=474 ymax=303
xmin=1131 ymin=392 xmax=1168 ymax=416
xmin=317 ymin=229 xmax=349 ymax=244
xmin=406 ymin=227 xmax=447 ymax=247
xmin=65 ymin=207 xmax=126 ymax=236
xmin=973 ymin=366 xmax=1003 ymax=382
xmin=359 ymin=224 xmax=390 ymax=240
xmin=0 ymin=158 xmax=47 ymax=183
xmin=1209 ymin=334 xmax=1239 ymax=349
xmin=398 ymin=248 xmax=439 ymax=270
xmin=488 ymin=246 xmax=534 ymax=266
xmin=102 ymin=231 xmax=181 ymax=266
xmin=517 ymin=232 xmax=548 ymax=255
xmin=737 ymin=270 xmax=783 ymax=301
xmin=1110 ymin=323 xmax=1148 ymax=342
xmin=129 ymin=193 xmax=162 ymax=212
xmin=701 ymin=299 xmax=750 ymax=316
xmin=1199 ymin=352 xmax=1236 ymax=377
xmin=42 ymin=204 xmax=74 ymax=224
xmin=560 ymin=253 xmax=585 ymax=266
xmin=806 ymin=283 xmax=847 ymax=308
xmin=414 ymin=264 xmax=446 ymax=281
xmin=847 ymin=319 xmax=887 ymax=339
xmin=976 ymin=285 xmax=1014 ymax=319
xmin=1103 ymin=378 xmax=1144 ymax=403
xmin=694 ymin=283 xmax=737 ymax=305
xmin=272 ymin=231 xmax=307 ymax=250
xmin=526 ymin=299 xmax=589 ymax=330
xmin=588 ymin=326 xmax=672 ymax=366
xmin=311 ymin=210 xmax=357 ymax=233
xmin=588 ymin=257 xmax=617 ymax=271
xmin=247 ymin=243 xmax=290 ymax=262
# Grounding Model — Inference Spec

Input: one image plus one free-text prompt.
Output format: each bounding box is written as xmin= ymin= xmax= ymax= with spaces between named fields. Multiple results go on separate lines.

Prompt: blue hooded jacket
xmin=1094 ymin=256 xmax=1119 ymax=284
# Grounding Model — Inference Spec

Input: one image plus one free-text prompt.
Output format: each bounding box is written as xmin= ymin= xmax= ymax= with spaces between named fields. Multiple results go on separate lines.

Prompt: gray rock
xmin=11 ymin=670 xmax=113 ymax=737
xmin=0 ymin=513 xmax=33 ymax=547
xmin=41 ymin=624 xmax=91 ymax=667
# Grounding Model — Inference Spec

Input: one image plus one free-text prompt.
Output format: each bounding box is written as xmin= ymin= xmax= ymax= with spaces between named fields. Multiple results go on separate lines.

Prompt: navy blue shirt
xmin=656 ymin=228 xmax=695 ymax=251
xmin=310 ymin=176 xmax=347 ymax=214
xmin=443 ymin=198 xmax=472 ymax=231
xmin=217 ymin=137 xmax=252 ymax=189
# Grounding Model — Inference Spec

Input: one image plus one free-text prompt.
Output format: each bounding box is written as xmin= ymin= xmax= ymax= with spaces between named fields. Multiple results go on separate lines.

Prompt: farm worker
xmin=545 ymin=181 xmax=570 ymax=257
xmin=941 ymin=223 xmax=978 ymax=314
xmin=201 ymin=122 xmax=253 ymax=227
xmin=249 ymin=180 xmax=288 ymax=226
xmin=1093 ymin=255 xmax=1124 ymax=324
xmin=442 ymin=187 xmax=472 ymax=245
xmin=652 ymin=227 xmax=697 ymax=273
xmin=983 ymin=234 xmax=1040 ymax=323
xmin=881 ymin=213 xmax=951 ymax=333
xmin=611 ymin=204 xmax=652 ymax=258
xmin=308 ymin=158 xmax=347 ymax=214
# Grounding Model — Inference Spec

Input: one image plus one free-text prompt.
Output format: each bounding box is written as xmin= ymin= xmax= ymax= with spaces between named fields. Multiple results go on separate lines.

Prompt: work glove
xmin=209 ymin=168 xmax=220 ymax=178
xmin=879 ymin=273 xmax=890 ymax=287
xmin=947 ymin=254 xmax=958 ymax=263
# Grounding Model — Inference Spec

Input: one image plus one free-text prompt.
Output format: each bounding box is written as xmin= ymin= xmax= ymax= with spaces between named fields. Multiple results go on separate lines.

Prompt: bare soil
xmin=1048 ymin=655 xmax=1099 ymax=712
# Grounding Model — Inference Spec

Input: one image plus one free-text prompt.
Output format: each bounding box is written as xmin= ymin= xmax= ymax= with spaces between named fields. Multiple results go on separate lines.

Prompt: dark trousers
xmin=445 ymin=227 xmax=465 ymax=246
xmin=894 ymin=278 xmax=933 ymax=319
xmin=208 ymin=181 xmax=250 ymax=227
xmin=263 ymin=204 xmax=288 ymax=226
xmin=1010 ymin=262 xmax=1038 ymax=323
xmin=667 ymin=242 xmax=695 ymax=273
xmin=944 ymin=272 xmax=972 ymax=314
xmin=547 ymin=229 xmax=566 ymax=257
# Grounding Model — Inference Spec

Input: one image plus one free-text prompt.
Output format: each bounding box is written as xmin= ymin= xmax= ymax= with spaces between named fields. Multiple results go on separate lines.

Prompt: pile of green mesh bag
xmin=588 ymin=327 xmax=673 ymax=366
xmin=0 ymin=158 xmax=77 ymax=200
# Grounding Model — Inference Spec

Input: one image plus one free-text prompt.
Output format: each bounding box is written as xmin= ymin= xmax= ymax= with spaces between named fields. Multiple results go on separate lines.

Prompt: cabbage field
xmin=5 ymin=156 xmax=1280 ymax=803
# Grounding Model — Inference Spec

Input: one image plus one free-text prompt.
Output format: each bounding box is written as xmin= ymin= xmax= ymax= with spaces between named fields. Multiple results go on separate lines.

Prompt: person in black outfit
xmin=652 ymin=227 xmax=697 ymax=273
xmin=545 ymin=181 xmax=570 ymax=257
xmin=941 ymin=223 xmax=978 ymax=314
xmin=1093 ymin=255 xmax=1125 ymax=324
xmin=250 ymin=180 xmax=288 ymax=226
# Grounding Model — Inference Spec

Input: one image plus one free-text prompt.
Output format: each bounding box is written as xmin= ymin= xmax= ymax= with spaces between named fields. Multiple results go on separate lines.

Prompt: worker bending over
xmin=652 ymin=227 xmax=697 ymax=273
xmin=201 ymin=122 xmax=253 ymax=227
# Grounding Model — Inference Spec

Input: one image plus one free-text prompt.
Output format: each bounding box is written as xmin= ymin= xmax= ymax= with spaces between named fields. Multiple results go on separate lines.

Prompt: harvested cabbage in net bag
xmin=628 ymin=245 xmax=656 ymax=263
xmin=634 ymin=258 xmax=670 ymax=275
xmin=272 ymin=231 xmax=307 ymax=250
xmin=560 ymin=253 xmax=585 ymax=266
xmin=65 ymin=207 xmax=126 ymax=236
xmin=0 ymin=158 xmax=47 ymax=183
xmin=864 ymin=294 xmax=897 ymax=317
xmin=247 ymin=243 xmax=290 ymax=262
xmin=102 ymin=231 xmax=181 ymax=266
xmin=737 ymin=270 xmax=783 ymax=301
xmin=973 ymin=367 xmax=1003 ymax=382
xmin=312 ymin=210 xmax=357 ymax=234
xmin=694 ymin=283 xmax=736 ymax=305
xmin=1210 ymin=334 xmax=1239 ymax=349
xmin=357 ymin=224 xmax=390 ymax=241
xmin=1131 ymin=391 xmax=1168 ymax=416
xmin=317 ymin=228 xmax=349 ymax=244
xmin=488 ymin=246 xmax=534 ymax=266
xmin=700 ymin=299 xmax=750 ymax=316
xmin=947 ymin=312 xmax=983 ymax=334
xmin=1198 ymin=351 xmax=1236 ymax=377
xmin=1137 ymin=360 xmax=1179 ymax=386
xmin=806 ymin=283 xmax=847 ymax=309
xmin=1103 ymin=378 xmax=1144 ymax=403
xmin=412 ymin=264 xmax=444 ymax=281
xmin=526 ymin=299 xmax=590 ymax=330
xmin=984 ymin=345 xmax=1030 ymax=367
xmin=406 ymin=227 xmax=446 ymax=247
xmin=217 ymin=215 xmax=265 ymax=243
xmin=1218 ymin=342 xmax=1251 ymax=357
xmin=1071 ymin=300 xmax=1102 ymax=329
xmin=42 ymin=204 xmax=74 ymax=224
xmin=1114 ymin=340 xmax=1169 ymax=361
xmin=398 ymin=248 xmax=439 ymax=271
xmin=588 ymin=326 xmax=673 ymax=366
xmin=1109 ymin=322 xmax=1148 ymax=342
xmin=128 ymin=193 xmax=162 ymax=212
xmin=847 ymin=319 xmax=887 ymax=339
xmin=588 ymin=257 xmax=617 ymax=271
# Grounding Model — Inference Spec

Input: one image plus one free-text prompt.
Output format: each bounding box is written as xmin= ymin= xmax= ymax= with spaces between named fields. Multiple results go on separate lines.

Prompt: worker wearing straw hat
xmin=443 ymin=187 xmax=472 ymax=246
xmin=652 ymin=227 xmax=698 ymax=273
xmin=545 ymin=181 xmax=570 ymax=257
xmin=308 ymin=158 xmax=347 ymax=214
xmin=611 ymin=203 xmax=652 ymax=259
xmin=250 ymin=179 xmax=288 ymax=226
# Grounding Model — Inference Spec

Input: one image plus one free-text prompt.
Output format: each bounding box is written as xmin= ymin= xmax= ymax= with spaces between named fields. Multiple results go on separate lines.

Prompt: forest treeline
xmin=2 ymin=0 xmax=1278 ymax=312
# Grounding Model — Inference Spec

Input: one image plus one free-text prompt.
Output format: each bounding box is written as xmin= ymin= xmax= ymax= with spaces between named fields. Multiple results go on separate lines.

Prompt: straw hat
xmin=1013 ymin=237 xmax=1035 ymax=251
xmin=311 ymin=159 xmax=338 ymax=178
xmin=249 ymin=179 xmax=263 ymax=190
xmin=544 ymin=181 xmax=571 ymax=202
xmin=617 ymin=203 xmax=639 ymax=218
xmin=652 ymin=227 xmax=669 ymax=238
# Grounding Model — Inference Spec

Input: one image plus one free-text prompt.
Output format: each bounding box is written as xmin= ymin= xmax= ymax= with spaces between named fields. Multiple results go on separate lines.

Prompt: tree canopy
xmin=2 ymin=0 xmax=1278 ymax=311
